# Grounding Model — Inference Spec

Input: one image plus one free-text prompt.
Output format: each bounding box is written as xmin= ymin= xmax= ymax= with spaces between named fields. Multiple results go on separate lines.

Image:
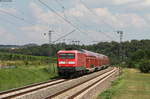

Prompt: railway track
xmin=0 ymin=67 xmax=119 ymax=99
xmin=46 ymin=67 xmax=118 ymax=99
xmin=0 ymin=79 xmax=67 ymax=99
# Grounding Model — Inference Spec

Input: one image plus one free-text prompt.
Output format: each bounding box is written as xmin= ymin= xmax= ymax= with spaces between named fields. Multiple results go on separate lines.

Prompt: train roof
xmin=57 ymin=49 xmax=108 ymax=58
xmin=82 ymin=49 xmax=106 ymax=58
xmin=57 ymin=50 xmax=78 ymax=53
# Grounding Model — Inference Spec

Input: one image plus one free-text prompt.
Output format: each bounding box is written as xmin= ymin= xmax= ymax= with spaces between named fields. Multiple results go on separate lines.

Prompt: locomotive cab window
xmin=59 ymin=54 xmax=66 ymax=59
xmin=59 ymin=53 xmax=75 ymax=59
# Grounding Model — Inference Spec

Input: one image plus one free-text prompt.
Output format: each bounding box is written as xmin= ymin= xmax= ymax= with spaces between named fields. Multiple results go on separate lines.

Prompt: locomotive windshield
xmin=59 ymin=53 xmax=75 ymax=59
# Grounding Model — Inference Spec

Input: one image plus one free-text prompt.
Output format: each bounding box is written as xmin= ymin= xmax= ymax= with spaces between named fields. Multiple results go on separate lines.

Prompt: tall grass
xmin=0 ymin=52 xmax=56 ymax=62
xmin=0 ymin=64 xmax=58 ymax=92
xmin=0 ymin=52 xmax=57 ymax=66
xmin=97 ymin=75 xmax=124 ymax=99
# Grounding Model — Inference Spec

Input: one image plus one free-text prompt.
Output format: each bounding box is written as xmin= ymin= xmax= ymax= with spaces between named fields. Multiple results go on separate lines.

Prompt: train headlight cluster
xmin=59 ymin=61 xmax=65 ymax=64
xmin=68 ymin=61 xmax=75 ymax=64
xmin=59 ymin=61 xmax=75 ymax=64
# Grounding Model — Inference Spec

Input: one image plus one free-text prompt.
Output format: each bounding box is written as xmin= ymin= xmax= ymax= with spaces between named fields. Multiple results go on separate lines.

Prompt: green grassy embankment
xmin=0 ymin=64 xmax=58 ymax=92
xmin=98 ymin=68 xmax=150 ymax=99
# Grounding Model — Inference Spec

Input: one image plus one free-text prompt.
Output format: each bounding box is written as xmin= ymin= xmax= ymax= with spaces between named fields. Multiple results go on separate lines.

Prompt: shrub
xmin=139 ymin=60 xmax=150 ymax=73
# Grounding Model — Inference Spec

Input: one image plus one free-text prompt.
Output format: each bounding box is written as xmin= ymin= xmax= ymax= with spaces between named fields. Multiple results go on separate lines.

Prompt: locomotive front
xmin=57 ymin=50 xmax=78 ymax=77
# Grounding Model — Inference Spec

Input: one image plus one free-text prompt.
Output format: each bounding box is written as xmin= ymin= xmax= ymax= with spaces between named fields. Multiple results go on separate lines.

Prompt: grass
xmin=98 ymin=68 xmax=150 ymax=99
xmin=0 ymin=64 xmax=58 ymax=92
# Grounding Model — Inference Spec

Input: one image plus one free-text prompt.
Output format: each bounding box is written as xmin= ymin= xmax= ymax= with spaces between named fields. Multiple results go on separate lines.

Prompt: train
xmin=57 ymin=49 xmax=110 ymax=77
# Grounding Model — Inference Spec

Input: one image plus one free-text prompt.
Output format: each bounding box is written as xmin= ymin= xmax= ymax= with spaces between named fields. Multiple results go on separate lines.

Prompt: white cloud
xmin=84 ymin=0 xmax=140 ymax=6
xmin=21 ymin=25 xmax=49 ymax=43
xmin=67 ymin=4 xmax=85 ymax=17
xmin=21 ymin=1 xmax=150 ymax=44
xmin=116 ymin=13 xmax=148 ymax=28
xmin=138 ymin=0 xmax=150 ymax=6
xmin=0 ymin=27 xmax=16 ymax=44
xmin=0 ymin=8 xmax=17 ymax=14
xmin=145 ymin=14 xmax=150 ymax=21
xmin=127 ymin=0 xmax=150 ymax=10
xmin=112 ymin=0 xmax=140 ymax=5
xmin=93 ymin=7 xmax=148 ymax=28
xmin=30 ymin=2 xmax=65 ymax=25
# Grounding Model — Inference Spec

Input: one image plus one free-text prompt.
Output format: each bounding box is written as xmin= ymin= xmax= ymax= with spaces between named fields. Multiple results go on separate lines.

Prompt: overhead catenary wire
xmin=53 ymin=29 xmax=76 ymax=43
xmin=54 ymin=0 xmax=65 ymax=11
xmin=99 ymin=31 xmax=116 ymax=41
xmin=79 ymin=0 xmax=118 ymax=41
xmin=53 ymin=0 xmax=110 ymax=43
xmin=55 ymin=0 xmax=117 ymax=42
xmin=54 ymin=0 xmax=67 ymax=18
xmin=0 ymin=15 xmax=17 ymax=25
xmin=79 ymin=0 xmax=115 ymax=29
xmin=54 ymin=0 xmax=91 ymax=29
xmin=38 ymin=0 xmax=95 ymax=42
xmin=0 ymin=9 xmax=34 ymax=25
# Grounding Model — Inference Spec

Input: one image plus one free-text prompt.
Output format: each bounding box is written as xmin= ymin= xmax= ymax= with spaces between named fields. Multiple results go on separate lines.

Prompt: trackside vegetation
xmin=0 ymin=52 xmax=56 ymax=66
xmin=127 ymin=49 xmax=150 ymax=73
xmin=0 ymin=39 xmax=150 ymax=92
xmin=0 ymin=53 xmax=58 ymax=92
xmin=1 ymin=40 xmax=150 ymax=66
xmin=98 ymin=69 xmax=150 ymax=99
xmin=0 ymin=65 xmax=58 ymax=92
xmin=0 ymin=52 xmax=56 ymax=62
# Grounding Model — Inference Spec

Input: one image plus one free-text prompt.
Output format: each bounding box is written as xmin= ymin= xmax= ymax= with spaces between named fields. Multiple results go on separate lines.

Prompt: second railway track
xmin=0 ymin=79 xmax=67 ymax=99
xmin=46 ymin=67 xmax=119 ymax=99
xmin=0 ymin=67 xmax=119 ymax=99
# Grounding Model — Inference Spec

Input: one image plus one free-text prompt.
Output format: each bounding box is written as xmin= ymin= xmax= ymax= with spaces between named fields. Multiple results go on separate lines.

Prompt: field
xmin=0 ymin=64 xmax=58 ymax=92
xmin=98 ymin=68 xmax=150 ymax=99
xmin=0 ymin=52 xmax=56 ymax=66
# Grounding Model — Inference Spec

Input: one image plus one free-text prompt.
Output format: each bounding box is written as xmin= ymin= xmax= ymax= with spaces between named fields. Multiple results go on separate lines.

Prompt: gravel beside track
xmin=47 ymin=67 xmax=118 ymax=99
xmin=0 ymin=79 xmax=66 ymax=99
xmin=0 ymin=67 xmax=118 ymax=99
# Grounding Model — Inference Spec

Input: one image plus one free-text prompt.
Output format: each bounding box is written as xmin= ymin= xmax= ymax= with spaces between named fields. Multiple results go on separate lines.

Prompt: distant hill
xmin=0 ymin=45 xmax=20 ymax=49
xmin=22 ymin=43 xmax=38 ymax=48
xmin=0 ymin=43 xmax=38 ymax=49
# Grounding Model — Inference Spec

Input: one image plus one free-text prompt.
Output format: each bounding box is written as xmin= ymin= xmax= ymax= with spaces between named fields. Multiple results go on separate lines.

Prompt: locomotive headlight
xmin=59 ymin=61 xmax=65 ymax=64
xmin=68 ymin=61 xmax=75 ymax=64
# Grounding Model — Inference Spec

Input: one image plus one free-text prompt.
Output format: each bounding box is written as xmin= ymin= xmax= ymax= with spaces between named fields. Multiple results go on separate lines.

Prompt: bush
xmin=139 ymin=60 xmax=150 ymax=73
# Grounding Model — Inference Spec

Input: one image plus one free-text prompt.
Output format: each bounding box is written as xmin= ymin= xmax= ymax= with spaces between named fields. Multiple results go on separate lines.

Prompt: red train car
xmin=57 ymin=49 xmax=109 ymax=77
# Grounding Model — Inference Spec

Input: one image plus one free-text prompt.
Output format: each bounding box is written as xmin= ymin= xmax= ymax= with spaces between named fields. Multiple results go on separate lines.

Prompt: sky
xmin=0 ymin=0 xmax=150 ymax=45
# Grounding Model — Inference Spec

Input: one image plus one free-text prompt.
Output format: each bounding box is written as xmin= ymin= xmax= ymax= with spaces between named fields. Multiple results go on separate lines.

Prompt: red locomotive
xmin=57 ymin=49 xmax=109 ymax=77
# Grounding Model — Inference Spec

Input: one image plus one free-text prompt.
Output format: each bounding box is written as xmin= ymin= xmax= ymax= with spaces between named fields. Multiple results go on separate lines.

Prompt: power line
xmin=54 ymin=0 xmax=87 ymax=27
xmin=0 ymin=9 xmax=34 ymax=25
xmin=53 ymin=29 xmax=76 ymax=43
xmin=38 ymin=0 xmax=95 ymax=42
xmin=0 ymin=15 xmax=17 ymax=25
xmin=54 ymin=0 xmax=65 ymax=11
xmin=99 ymin=31 xmax=116 ymax=41
xmin=79 ymin=0 xmax=114 ymax=29
xmin=54 ymin=0 xmax=67 ymax=19
xmin=79 ymin=0 xmax=117 ymax=41
xmin=53 ymin=0 xmax=112 ymax=42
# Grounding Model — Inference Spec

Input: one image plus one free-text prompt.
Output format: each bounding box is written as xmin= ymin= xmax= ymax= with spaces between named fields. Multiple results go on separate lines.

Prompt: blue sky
xmin=0 ymin=0 xmax=150 ymax=45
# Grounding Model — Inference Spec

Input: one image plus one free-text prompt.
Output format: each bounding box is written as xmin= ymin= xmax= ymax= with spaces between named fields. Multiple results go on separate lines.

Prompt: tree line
xmin=0 ymin=39 xmax=150 ymax=72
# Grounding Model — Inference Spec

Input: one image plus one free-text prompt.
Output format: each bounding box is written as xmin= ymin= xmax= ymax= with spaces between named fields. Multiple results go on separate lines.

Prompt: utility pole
xmin=117 ymin=31 xmax=123 ymax=62
xmin=44 ymin=30 xmax=54 ymax=45
xmin=72 ymin=40 xmax=80 ymax=45
xmin=43 ymin=30 xmax=54 ymax=73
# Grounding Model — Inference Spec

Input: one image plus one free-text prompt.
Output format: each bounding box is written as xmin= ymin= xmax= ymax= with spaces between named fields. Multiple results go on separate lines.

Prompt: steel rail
xmin=45 ymin=68 xmax=116 ymax=99
xmin=0 ymin=78 xmax=67 ymax=99
xmin=69 ymin=68 xmax=117 ymax=99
